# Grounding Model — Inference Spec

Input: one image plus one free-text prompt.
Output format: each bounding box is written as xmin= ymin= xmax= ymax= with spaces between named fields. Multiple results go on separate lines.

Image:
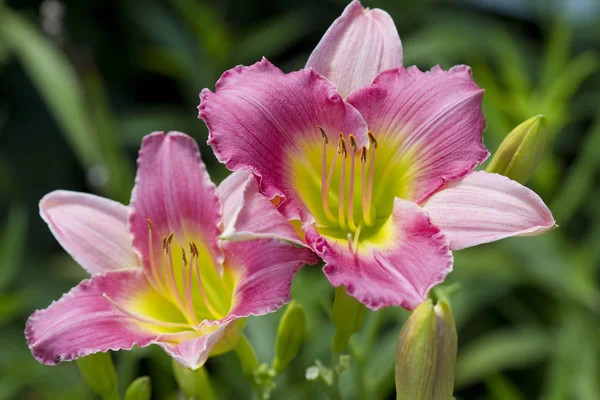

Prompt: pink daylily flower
xmin=26 ymin=132 xmax=317 ymax=370
xmin=198 ymin=1 xmax=556 ymax=310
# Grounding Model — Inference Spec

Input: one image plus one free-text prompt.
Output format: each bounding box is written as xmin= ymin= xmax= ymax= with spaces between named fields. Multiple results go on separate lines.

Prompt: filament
xmin=191 ymin=242 xmax=222 ymax=319
xmin=147 ymin=219 xmax=166 ymax=296
xmin=181 ymin=246 xmax=198 ymax=325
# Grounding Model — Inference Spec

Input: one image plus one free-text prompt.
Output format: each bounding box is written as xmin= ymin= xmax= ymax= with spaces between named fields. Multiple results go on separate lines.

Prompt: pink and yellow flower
xmin=198 ymin=1 xmax=555 ymax=310
xmin=26 ymin=132 xmax=317 ymax=369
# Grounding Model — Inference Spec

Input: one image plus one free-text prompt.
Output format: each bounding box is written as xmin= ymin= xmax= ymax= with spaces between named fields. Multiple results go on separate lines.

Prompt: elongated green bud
xmin=273 ymin=301 xmax=306 ymax=373
xmin=486 ymin=115 xmax=548 ymax=184
xmin=76 ymin=352 xmax=120 ymax=400
xmin=332 ymin=286 xmax=367 ymax=353
xmin=124 ymin=377 xmax=151 ymax=400
xmin=395 ymin=299 xmax=457 ymax=400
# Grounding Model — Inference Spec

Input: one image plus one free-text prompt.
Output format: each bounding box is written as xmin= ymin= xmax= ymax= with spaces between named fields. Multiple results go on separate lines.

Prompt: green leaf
xmin=0 ymin=7 xmax=131 ymax=201
xmin=551 ymin=111 xmax=600 ymax=222
xmin=235 ymin=9 xmax=314 ymax=65
xmin=455 ymin=327 xmax=551 ymax=389
xmin=0 ymin=204 xmax=27 ymax=292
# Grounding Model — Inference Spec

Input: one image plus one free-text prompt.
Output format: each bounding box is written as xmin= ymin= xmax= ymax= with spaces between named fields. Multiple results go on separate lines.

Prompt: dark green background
xmin=1 ymin=0 xmax=599 ymax=399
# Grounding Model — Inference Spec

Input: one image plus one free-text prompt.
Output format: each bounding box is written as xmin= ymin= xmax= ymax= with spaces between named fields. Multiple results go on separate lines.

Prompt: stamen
xmin=319 ymin=126 xmax=335 ymax=222
xmin=365 ymin=132 xmax=378 ymax=226
xmin=347 ymin=135 xmax=357 ymax=232
xmin=164 ymin=233 xmax=186 ymax=315
xmin=338 ymin=137 xmax=347 ymax=230
xmin=323 ymin=134 xmax=342 ymax=223
xmin=361 ymin=146 xmax=368 ymax=224
xmin=103 ymin=293 xmax=193 ymax=330
xmin=181 ymin=246 xmax=198 ymax=326
xmin=147 ymin=219 xmax=166 ymax=295
xmin=191 ymin=242 xmax=222 ymax=319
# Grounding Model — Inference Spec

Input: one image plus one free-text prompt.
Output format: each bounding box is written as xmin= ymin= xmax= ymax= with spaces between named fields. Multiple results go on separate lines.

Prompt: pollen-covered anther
xmin=317 ymin=125 xmax=329 ymax=143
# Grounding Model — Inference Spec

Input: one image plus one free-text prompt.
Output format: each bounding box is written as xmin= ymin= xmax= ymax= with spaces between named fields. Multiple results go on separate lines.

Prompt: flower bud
xmin=395 ymin=299 xmax=457 ymax=400
xmin=332 ymin=286 xmax=367 ymax=353
xmin=273 ymin=301 xmax=307 ymax=373
xmin=76 ymin=352 xmax=119 ymax=400
xmin=486 ymin=114 xmax=548 ymax=184
xmin=125 ymin=376 xmax=152 ymax=400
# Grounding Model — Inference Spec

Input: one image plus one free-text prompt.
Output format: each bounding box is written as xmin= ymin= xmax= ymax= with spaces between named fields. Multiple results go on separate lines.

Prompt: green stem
xmin=330 ymin=352 xmax=344 ymax=400
xmin=234 ymin=335 xmax=260 ymax=377
xmin=194 ymin=367 xmax=216 ymax=400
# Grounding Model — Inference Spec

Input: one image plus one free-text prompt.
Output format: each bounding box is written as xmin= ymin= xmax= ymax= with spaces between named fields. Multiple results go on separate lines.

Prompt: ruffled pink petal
xmin=223 ymin=239 xmax=319 ymax=317
xmin=199 ymin=58 xmax=368 ymax=223
xmin=40 ymin=190 xmax=139 ymax=275
xmin=347 ymin=65 xmax=489 ymax=203
xmin=25 ymin=269 xmax=232 ymax=369
xmin=158 ymin=322 xmax=232 ymax=370
xmin=217 ymin=170 xmax=307 ymax=247
xmin=129 ymin=131 xmax=224 ymax=286
xmin=307 ymin=198 xmax=452 ymax=311
xmin=306 ymin=0 xmax=403 ymax=98
xmin=423 ymin=171 xmax=556 ymax=250
xmin=25 ymin=269 xmax=161 ymax=365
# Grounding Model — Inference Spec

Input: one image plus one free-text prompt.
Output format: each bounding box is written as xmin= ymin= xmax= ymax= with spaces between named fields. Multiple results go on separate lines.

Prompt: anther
xmin=162 ymin=236 xmax=167 ymax=249
xmin=340 ymin=138 xmax=348 ymax=158
xmin=361 ymin=146 xmax=367 ymax=163
xmin=147 ymin=218 xmax=153 ymax=231
xmin=181 ymin=246 xmax=187 ymax=267
xmin=349 ymin=134 xmax=357 ymax=151
xmin=317 ymin=125 xmax=329 ymax=143
xmin=368 ymin=131 xmax=378 ymax=148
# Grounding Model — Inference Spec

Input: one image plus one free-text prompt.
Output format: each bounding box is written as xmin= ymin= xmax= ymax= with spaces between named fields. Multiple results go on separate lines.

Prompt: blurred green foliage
xmin=0 ymin=0 xmax=599 ymax=399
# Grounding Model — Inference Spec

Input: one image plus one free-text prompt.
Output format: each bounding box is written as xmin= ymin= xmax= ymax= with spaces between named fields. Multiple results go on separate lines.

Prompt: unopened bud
xmin=395 ymin=299 xmax=457 ymax=400
xmin=76 ymin=352 xmax=119 ymax=400
xmin=332 ymin=286 xmax=367 ymax=353
xmin=125 ymin=376 xmax=151 ymax=400
xmin=273 ymin=301 xmax=306 ymax=373
xmin=486 ymin=115 xmax=548 ymax=184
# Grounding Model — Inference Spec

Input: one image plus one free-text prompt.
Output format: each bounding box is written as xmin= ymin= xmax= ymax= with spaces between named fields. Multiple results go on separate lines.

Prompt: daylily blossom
xmin=26 ymin=131 xmax=317 ymax=369
xmin=198 ymin=1 xmax=556 ymax=310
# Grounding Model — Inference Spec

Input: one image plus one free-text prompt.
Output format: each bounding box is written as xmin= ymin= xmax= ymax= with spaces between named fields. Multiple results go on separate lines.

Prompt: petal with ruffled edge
xmin=217 ymin=170 xmax=307 ymax=247
xmin=200 ymin=58 xmax=368 ymax=223
xmin=222 ymin=239 xmax=318 ymax=317
xmin=129 ymin=131 xmax=223 ymax=288
xmin=26 ymin=269 xmax=168 ymax=365
xmin=40 ymin=190 xmax=139 ymax=275
xmin=26 ymin=269 xmax=231 ymax=369
xmin=158 ymin=321 xmax=235 ymax=370
xmin=347 ymin=66 xmax=489 ymax=204
xmin=306 ymin=0 xmax=403 ymax=98
xmin=423 ymin=171 xmax=556 ymax=250
xmin=306 ymin=198 xmax=452 ymax=310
